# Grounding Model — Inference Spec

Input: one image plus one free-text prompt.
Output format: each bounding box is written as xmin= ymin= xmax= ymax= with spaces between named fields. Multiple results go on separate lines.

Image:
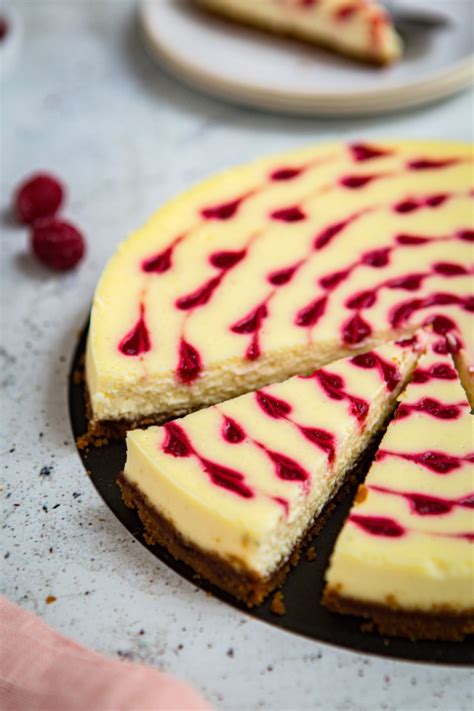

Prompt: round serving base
xmin=70 ymin=324 xmax=473 ymax=665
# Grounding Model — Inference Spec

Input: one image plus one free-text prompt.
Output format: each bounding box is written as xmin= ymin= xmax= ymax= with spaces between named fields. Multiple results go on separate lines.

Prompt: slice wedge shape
xmin=323 ymin=341 xmax=474 ymax=640
xmin=197 ymin=0 xmax=402 ymax=65
xmin=119 ymin=337 xmax=421 ymax=605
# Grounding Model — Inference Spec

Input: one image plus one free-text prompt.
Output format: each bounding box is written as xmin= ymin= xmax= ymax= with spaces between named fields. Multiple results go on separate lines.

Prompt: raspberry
xmin=15 ymin=173 xmax=64 ymax=225
xmin=31 ymin=219 xmax=85 ymax=271
xmin=0 ymin=16 xmax=9 ymax=41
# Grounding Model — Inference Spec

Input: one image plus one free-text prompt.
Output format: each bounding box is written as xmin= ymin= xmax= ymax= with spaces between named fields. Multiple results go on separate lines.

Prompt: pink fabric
xmin=0 ymin=596 xmax=212 ymax=711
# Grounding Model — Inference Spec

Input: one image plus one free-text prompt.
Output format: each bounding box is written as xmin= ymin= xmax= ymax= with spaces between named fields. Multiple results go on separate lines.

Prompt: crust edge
xmin=118 ymin=473 xmax=284 ymax=606
xmin=322 ymin=587 xmax=474 ymax=641
xmin=117 ymin=471 xmax=353 ymax=607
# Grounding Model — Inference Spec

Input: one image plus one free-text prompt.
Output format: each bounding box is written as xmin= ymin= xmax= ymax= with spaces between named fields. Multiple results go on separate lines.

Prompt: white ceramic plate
xmin=139 ymin=0 xmax=474 ymax=115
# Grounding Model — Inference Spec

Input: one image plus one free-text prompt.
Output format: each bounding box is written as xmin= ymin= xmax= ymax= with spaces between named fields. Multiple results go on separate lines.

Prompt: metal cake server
xmin=381 ymin=1 xmax=453 ymax=28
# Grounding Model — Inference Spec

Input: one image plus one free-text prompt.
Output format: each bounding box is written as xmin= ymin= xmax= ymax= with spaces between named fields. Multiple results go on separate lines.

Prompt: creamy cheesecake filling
xmin=86 ymin=141 xmax=473 ymax=426
xmin=325 ymin=529 xmax=473 ymax=611
xmin=324 ymin=344 xmax=474 ymax=614
xmin=123 ymin=339 xmax=420 ymax=579
xmin=197 ymin=0 xmax=402 ymax=64
xmin=87 ymin=333 xmax=405 ymax=423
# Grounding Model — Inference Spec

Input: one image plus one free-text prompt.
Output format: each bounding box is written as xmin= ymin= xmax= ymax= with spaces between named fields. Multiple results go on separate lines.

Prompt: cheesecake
xmin=86 ymin=141 xmax=473 ymax=431
xmin=323 ymin=342 xmax=474 ymax=640
xmin=197 ymin=0 xmax=402 ymax=65
xmin=119 ymin=338 xmax=421 ymax=606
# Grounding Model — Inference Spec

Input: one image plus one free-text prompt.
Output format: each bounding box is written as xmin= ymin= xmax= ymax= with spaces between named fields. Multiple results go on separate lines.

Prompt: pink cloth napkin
xmin=0 ymin=596 xmax=212 ymax=711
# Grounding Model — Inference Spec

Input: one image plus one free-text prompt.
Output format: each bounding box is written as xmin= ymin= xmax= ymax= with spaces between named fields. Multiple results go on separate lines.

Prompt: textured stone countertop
xmin=2 ymin=1 xmax=473 ymax=709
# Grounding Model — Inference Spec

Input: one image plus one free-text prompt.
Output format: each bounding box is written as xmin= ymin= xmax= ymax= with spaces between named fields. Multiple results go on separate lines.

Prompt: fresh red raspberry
xmin=14 ymin=173 xmax=64 ymax=225
xmin=0 ymin=16 xmax=9 ymax=41
xmin=31 ymin=219 xmax=85 ymax=271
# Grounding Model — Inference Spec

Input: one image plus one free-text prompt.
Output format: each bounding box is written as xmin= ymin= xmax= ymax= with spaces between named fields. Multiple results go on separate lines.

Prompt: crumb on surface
xmin=289 ymin=549 xmax=300 ymax=567
xmin=76 ymin=433 xmax=109 ymax=450
xmin=76 ymin=434 xmax=89 ymax=450
xmin=45 ymin=595 xmax=57 ymax=604
xmin=355 ymin=484 xmax=368 ymax=504
xmin=270 ymin=591 xmax=286 ymax=616
xmin=306 ymin=546 xmax=317 ymax=561
xmin=72 ymin=369 xmax=83 ymax=385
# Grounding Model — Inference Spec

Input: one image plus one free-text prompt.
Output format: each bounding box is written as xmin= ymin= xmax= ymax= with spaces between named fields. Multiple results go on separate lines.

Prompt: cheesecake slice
xmin=119 ymin=338 xmax=421 ymax=606
xmin=323 ymin=343 xmax=474 ymax=640
xmin=197 ymin=0 xmax=402 ymax=65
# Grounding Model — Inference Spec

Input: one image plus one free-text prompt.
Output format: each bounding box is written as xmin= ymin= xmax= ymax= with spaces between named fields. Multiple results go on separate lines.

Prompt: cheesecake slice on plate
xmin=197 ymin=0 xmax=402 ymax=65
xmin=119 ymin=338 xmax=421 ymax=606
xmin=323 ymin=342 xmax=474 ymax=640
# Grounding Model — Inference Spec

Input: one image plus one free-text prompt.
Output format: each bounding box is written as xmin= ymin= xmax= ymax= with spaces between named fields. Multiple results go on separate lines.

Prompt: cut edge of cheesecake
xmin=118 ymin=337 xmax=423 ymax=606
xmin=196 ymin=0 xmax=403 ymax=66
xmin=84 ymin=330 xmax=414 ymax=441
xmin=322 ymin=343 xmax=474 ymax=640
xmin=118 ymin=469 xmax=343 ymax=606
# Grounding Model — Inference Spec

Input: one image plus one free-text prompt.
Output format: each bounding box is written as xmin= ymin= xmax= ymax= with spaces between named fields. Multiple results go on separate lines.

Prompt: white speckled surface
xmin=1 ymin=1 xmax=473 ymax=709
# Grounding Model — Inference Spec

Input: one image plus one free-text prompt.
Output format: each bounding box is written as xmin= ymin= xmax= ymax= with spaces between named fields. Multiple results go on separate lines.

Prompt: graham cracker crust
xmin=77 ymin=375 xmax=190 ymax=448
xmin=323 ymin=588 xmax=474 ymax=641
xmin=118 ymin=473 xmax=281 ymax=606
xmin=117 ymin=469 xmax=355 ymax=608
xmin=79 ymin=411 xmax=170 ymax=448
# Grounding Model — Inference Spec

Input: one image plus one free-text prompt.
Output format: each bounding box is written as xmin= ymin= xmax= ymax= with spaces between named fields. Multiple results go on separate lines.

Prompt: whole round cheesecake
xmin=85 ymin=139 xmax=473 ymax=640
xmin=86 ymin=141 xmax=474 ymax=431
